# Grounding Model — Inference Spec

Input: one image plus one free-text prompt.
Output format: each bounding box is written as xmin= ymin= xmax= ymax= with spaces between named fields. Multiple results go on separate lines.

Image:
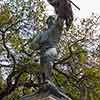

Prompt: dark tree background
xmin=0 ymin=0 xmax=100 ymax=100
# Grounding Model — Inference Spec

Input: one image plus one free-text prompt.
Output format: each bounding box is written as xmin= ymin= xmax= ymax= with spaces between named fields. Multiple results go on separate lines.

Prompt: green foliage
xmin=19 ymin=72 xmax=29 ymax=82
xmin=9 ymin=33 xmax=22 ymax=50
xmin=0 ymin=5 xmax=11 ymax=26
xmin=83 ymin=66 xmax=100 ymax=99
xmin=0 ymin=80 xmax=5 ymax=93
xmin=71 ymin=43 xmax=87 ymax=64
xmin=53 ymin=71 xmax=80 ymax=100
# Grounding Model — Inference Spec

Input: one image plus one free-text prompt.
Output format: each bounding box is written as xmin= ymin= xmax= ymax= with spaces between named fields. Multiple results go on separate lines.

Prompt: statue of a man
xmin=31 ymin=16 xmax=64 ymax=83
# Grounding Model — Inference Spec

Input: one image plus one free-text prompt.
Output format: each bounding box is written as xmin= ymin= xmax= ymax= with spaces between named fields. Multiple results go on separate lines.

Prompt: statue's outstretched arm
xmin=30 ymin=33 xmax=41 ymax=50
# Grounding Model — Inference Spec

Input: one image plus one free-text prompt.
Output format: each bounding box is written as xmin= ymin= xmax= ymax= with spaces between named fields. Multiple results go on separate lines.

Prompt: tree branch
xmin=0 ymin=71 xmax=22 ymax=100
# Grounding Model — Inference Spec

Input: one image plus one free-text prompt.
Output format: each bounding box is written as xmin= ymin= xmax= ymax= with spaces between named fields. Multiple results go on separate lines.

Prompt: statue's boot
xmin=39 ymin=80 xmax=71 ymax=100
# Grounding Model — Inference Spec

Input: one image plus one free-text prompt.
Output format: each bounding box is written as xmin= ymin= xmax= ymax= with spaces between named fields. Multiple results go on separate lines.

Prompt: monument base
xmin=20 ymin=91 xmax=71 ymax=100
xmin=20 ymin=81 xmax=71 ymax=100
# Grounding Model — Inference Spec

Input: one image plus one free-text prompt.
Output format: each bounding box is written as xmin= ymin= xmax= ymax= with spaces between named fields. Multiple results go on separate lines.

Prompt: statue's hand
xmin=30 ymin=40 xmax=39 ymax=50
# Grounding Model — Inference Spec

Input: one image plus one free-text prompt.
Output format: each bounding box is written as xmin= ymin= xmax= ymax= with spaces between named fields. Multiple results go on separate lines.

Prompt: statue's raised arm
xmin=47 ymin=0 xmax=73 ymax=30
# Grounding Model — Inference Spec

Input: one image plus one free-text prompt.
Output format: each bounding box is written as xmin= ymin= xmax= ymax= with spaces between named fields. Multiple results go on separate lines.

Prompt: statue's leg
xmin=40 ymin=61 xmax=53 ymax=82
xmin=39 ymin=48 xmax=71 ymax=99
xmin=40 ymin=48 xmax=57 ymax=83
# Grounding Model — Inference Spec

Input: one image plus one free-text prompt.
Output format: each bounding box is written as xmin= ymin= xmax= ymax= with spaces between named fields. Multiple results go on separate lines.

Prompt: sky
xmin=74 ymin=0 xmax=100 ymax=17
xmin=45 ymin=0 xmax=100 ymax=18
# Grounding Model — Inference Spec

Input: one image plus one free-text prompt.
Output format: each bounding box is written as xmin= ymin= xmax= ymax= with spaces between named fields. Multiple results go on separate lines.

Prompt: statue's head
xmin=46 ymin=16 xmax=56 ymax=28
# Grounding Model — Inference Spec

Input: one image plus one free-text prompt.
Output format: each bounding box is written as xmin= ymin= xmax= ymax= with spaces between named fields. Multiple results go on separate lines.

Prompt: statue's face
xmin=47 ymin=16 xmax=55 ymax=28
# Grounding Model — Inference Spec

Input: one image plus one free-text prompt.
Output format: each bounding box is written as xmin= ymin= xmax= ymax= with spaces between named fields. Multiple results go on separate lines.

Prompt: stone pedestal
xmin=20 ymin=81 xmax=71 ymax=100
xmin=20 ymin=91 xmax=71 ymax=100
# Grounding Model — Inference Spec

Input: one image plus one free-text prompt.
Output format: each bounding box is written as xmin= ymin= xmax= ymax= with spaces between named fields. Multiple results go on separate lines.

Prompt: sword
xmin=68 ymin=0 xmax=80 ymax=10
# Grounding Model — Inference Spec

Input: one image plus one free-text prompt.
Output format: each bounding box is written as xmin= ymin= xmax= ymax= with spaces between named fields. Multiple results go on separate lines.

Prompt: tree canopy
xmin=0 ymin=0 xmax=100 ymax=100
